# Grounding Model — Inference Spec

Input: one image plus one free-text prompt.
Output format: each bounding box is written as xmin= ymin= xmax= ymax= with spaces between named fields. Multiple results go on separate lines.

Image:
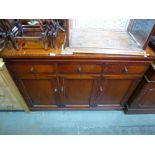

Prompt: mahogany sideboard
xmin=1 ymin=19 xmax=155 ymax=114
xmin=1 ymin=47 xmax=155 ymax=114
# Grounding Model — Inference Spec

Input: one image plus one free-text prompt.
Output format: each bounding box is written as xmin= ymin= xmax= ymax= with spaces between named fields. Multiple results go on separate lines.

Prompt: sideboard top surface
xmin=0 ymin=30 xmax=155 ymax=61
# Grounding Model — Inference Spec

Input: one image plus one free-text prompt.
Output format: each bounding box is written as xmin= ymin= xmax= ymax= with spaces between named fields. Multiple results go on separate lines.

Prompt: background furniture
xmin=0 ymin=59 xmax=29 ymax=111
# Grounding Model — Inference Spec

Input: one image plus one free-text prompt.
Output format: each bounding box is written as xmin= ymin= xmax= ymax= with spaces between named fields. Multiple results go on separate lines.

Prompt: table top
xmin=0 ymin=30 xmax=155 ymax=60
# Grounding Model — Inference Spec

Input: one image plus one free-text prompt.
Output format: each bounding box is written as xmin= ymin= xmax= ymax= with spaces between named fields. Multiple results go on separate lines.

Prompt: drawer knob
xmin=123 ymin=66 xmax=128 ymax=73
xmin=77 ymin=66 xmax=82 ymax=72
xmin=30 ymin=66 xmax=34 ymax=72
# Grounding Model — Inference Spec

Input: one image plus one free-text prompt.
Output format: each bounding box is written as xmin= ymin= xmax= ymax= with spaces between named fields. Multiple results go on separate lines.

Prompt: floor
xmin=0 ymin=110 xmax=155 ymax=135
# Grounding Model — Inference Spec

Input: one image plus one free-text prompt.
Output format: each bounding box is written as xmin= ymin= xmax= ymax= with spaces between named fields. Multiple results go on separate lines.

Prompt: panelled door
xmin=59 ymin=75 xmax=99 ymax=108
xmin=94 ymin=75 xmax=141 ymax=109
xmin=16 ymin=76 xmax=60 ymax=109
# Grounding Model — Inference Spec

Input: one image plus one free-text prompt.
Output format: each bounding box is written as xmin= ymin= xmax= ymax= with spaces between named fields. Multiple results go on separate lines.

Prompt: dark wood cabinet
xmin=126 ymin=63 xmax=155 ymax=114
xmin=5 ymin=60 xmax=149 ymax=111
xmin=132 ymin=82 xmax=155 ymax=108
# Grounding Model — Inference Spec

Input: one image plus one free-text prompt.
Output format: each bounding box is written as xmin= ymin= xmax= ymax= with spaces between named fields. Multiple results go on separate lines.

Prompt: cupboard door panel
xmin=21 ymin=78 xmax=59 ymax=108
xmin=96 ymin=77 xmax=140 ymax=107
xmin=60 ymin=76 xmax=99 ymax=108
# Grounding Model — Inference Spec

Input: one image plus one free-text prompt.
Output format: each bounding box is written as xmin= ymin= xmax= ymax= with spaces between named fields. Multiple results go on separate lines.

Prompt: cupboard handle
xmin=99 ymin=86 xmax=103 ymax=92
xmin=61 ymin=86 xmax=66 ymax=97
xmin=77 ymin=66 xmax=82 ymax=72
xmin=61 ymin=79 xmax=66 ymax=97
xmin=61 ymin=87 xmax=64 ymax=92
xmin=123 ymin=66 xmax=128 ymax=73
xmin=144 ymin=75 xmax=155 ymax=83
xmin=53 ymin=88 xmax=58 ymax=92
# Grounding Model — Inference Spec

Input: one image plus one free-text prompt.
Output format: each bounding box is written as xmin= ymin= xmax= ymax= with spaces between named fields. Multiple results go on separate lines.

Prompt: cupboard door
xmin=59 ymin=75 xmax=99 ymax=108
xmin=18 ymin=77 xmax=59 ymax=108
xmin=95 ymin=76 xmax=140 ymax=108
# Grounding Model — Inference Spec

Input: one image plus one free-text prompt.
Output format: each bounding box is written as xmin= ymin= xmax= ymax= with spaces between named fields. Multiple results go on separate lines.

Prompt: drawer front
xmin=58 ymin=63 xmax=102 ymax=74
xmin=7 ymin=62 xmax=149 ymax=76
xmin=103 ymin=63 xmax=149 ymax=74
xmin=7 ymin=63 xmax=56 ymax=76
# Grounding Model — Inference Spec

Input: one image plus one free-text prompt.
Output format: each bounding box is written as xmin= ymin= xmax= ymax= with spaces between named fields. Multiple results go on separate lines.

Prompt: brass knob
xmin=77 ymin=66 xmax=82 ymax=72
xmin=30 ymin=66 xmax=34 ymax=72
xmin=123 ymin=66 xmax=128 ymax=73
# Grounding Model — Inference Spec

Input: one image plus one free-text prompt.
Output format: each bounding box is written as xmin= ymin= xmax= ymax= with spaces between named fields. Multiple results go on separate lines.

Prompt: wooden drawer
xmin=58 ymin=63 xmax=102 ymax=74
xmin=103 ymin=63 xmax=149 ymax=75
xmin=7 ymin=63 xmax=56 ymax=76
